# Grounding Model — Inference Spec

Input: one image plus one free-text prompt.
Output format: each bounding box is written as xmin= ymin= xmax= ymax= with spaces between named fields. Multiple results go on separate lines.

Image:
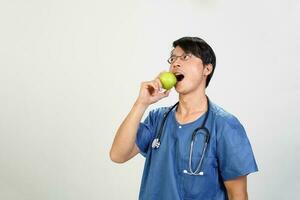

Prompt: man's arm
xmin=224 ymin=176 xmax=248 ymax=200
xmin=109 ymin=76 xmax=170 ymax=163
xmin=109 ymin=101 xmax=147 ymax=163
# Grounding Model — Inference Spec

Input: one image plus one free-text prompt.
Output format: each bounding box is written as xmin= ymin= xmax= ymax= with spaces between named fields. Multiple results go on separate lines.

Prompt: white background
xmin=0 ymin=0 xmax=299 ymax=199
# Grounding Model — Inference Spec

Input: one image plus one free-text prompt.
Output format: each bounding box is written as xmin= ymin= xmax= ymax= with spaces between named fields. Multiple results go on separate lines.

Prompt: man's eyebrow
xmin=170 ymin=52 xmax=185 ymax=57
xmin=170 ymin=49 xmax=175 ymax=56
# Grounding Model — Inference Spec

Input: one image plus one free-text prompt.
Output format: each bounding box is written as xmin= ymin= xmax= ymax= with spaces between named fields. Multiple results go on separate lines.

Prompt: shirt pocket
xmin=178 ymin=155 xmax=218 ymax=199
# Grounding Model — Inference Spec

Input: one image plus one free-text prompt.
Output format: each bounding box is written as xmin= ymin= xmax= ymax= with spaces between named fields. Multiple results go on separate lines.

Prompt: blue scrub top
xmin=136 ymin=99 xmax=258 ymax=200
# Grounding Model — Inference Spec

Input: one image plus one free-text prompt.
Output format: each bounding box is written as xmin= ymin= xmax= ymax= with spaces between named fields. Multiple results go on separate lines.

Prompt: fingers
xmin=157 ymin=88 xmax=171 ymax=99
xmin=142 ymin=80 xmax=159 ymax=95
xmin=164 ymin=89 xmax=171 ymax=96
xmin=146 ymin=73 xmax=164 ymax=92
xmin=154 ymin=78 xmax=162 ymax=90
xmin=139 ymin=71 xmax=173 ymax=101
xmin=142 ymin=79 xmax=171 ymax=97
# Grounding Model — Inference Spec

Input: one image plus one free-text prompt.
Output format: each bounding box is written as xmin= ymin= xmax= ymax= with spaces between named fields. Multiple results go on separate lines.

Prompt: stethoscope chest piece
xmin=151 ymin=138 xmax=160 ymax=149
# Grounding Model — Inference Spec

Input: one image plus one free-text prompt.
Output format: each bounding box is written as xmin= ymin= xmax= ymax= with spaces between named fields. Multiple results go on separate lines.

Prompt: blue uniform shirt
xmin=136 ymin=99 xmax=258 ymax=200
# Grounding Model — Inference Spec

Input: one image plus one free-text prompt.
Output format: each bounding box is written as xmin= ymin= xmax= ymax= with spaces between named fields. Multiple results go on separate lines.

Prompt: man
xmin=110 ymin=37 xmax=258 ymax=200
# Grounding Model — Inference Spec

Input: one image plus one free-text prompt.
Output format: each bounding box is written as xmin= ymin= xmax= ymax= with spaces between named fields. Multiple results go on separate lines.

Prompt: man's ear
xmin=204 ymin=64 xmax=213 ymax=76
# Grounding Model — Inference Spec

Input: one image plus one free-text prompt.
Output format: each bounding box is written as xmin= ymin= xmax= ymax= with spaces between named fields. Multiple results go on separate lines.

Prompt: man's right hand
xmin=136 ymin=72 xmax=172 ymax=106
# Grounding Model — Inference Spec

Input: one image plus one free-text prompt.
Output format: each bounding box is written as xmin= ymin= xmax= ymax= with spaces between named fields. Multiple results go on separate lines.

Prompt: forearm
xmin=110 ymin=100 xmax=148 ymax=162
xmin=225 ymin=176 xmax=248 ymax=200
xmin=227 ymin=191 xmax=248 ymax=200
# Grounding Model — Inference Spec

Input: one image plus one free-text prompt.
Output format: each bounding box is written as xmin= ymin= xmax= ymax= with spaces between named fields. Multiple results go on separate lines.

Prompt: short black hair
xmin=172 ymin=37 xmax=216 ymax=88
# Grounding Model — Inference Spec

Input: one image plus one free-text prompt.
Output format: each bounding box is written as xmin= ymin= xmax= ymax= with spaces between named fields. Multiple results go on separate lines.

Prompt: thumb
xmin=160 ymin=89 xmax=171 ymax=98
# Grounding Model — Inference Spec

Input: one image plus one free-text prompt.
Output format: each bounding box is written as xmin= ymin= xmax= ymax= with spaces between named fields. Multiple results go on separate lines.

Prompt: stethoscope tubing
xmin=151 ymin=96 xmax=211 ymax=176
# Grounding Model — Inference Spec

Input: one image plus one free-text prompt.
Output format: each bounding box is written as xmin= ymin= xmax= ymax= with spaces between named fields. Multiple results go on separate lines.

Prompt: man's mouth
xmin=175 ymin=74 xmax=185 ymax=82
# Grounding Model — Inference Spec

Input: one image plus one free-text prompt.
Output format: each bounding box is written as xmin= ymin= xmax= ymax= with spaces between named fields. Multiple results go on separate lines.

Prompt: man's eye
xmin=183 ymin=55 xmax=189 ymax=60
xmin=170 ymin=57 xmax=175 ymax=62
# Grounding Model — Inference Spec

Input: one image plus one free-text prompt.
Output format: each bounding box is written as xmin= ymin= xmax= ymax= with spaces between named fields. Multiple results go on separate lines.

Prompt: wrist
xmin=134 ymin=100 xmax=149 ymax=110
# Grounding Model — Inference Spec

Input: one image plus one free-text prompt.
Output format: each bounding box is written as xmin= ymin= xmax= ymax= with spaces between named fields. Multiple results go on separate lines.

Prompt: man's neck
xmin=177 ymin=89 xmax=207 ymax=117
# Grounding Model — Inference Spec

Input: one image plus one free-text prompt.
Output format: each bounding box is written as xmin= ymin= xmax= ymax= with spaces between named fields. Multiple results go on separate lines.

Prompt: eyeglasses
xmin=167 ymin=53 xmax=192 ymax=64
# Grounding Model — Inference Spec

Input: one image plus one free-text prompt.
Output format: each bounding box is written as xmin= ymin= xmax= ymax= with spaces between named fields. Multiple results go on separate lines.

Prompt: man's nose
xmin=171 ymin=61 xmax=181 ymax=70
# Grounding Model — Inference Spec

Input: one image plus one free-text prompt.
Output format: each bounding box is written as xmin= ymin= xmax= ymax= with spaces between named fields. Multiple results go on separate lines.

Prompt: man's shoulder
xmin=147 ymin=105 xmax=171 ymax=119
xmin=210 ymin=101 xmax=242 ymax=128
xmin=150 ymin=105 xmax=170 ymax=113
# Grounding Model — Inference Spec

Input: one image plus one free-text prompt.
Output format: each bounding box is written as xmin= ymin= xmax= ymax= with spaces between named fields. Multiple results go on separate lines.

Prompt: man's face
xmin=168 ymin=46 xmax=211 ymax=94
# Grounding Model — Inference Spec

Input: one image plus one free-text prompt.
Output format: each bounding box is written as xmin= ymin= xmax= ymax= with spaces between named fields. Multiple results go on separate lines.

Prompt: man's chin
xmin=175 ymin=87 xmax=189 ymax=95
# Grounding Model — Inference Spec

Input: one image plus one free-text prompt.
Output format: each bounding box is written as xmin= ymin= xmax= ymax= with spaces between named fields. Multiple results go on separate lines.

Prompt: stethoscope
xmin=151 ymin=96 xmax=211 ymax=176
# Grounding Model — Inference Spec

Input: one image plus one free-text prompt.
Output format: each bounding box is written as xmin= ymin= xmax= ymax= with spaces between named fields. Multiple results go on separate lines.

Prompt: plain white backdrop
xmin=0 ymin=0 xmax=299 ymax=199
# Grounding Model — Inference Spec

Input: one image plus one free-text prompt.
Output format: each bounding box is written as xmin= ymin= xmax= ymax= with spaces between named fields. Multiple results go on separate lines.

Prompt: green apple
xmin=159 ymin=72 xmax=177 ymax=90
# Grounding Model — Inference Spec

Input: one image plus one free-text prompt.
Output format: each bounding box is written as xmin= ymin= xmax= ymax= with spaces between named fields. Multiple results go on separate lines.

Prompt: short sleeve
xmin=136 ymin=109 xmax=159 ymax=157
xmin=217 ymin=116 xmax=258 ymax=181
